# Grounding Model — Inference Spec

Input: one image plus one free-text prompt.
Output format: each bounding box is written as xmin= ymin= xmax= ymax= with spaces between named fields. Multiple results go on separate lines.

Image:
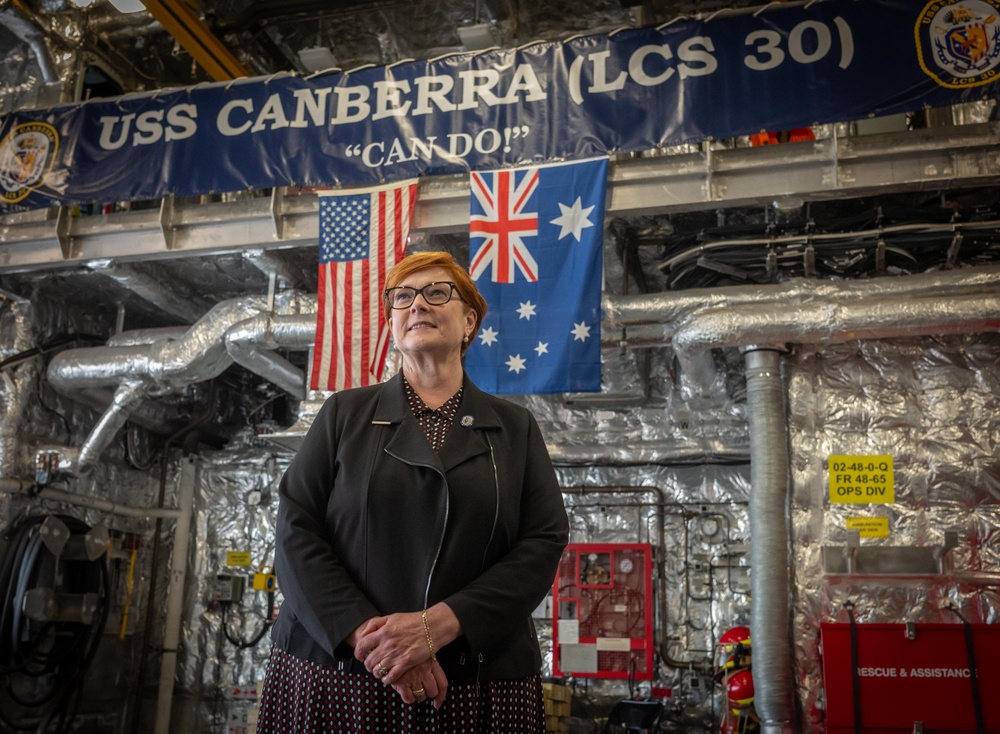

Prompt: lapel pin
xmin=461 ymin=415 xmax=474 ymax=427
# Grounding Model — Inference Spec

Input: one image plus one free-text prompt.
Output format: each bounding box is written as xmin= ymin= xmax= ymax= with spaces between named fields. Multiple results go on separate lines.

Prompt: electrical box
xmin=214 ymin=574 xmax=245 ymax=603
xmin=252 ymin=567 xmax=276 ymax=592
xmin=552 ymin=543 xmax=654 ymax=680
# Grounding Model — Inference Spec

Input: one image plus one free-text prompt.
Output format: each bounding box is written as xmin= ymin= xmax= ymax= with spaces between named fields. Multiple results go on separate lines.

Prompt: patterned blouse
xmin=402 ymin=377 xmax=463 ymax=453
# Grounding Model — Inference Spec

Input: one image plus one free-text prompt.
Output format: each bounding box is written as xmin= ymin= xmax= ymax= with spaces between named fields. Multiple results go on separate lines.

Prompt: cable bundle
xmin=0 ymin=514 xmax=110 ymax=734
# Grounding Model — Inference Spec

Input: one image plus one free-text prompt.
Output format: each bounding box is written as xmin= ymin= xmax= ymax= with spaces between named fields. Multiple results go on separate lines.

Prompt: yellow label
xmin=828 ymin=454 xmax=894 ymax=504
xmin=846 ymin=516 xmax=890 ymax=538
xmin=226 ymin=551 xmax=252 ymax=567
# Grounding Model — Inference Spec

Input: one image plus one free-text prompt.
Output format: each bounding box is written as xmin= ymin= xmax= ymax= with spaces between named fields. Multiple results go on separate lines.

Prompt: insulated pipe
xmin=0 ymin=484 xmax=183 ymax=520
xmin=49 ymin=295 xmax=316 ymax=466
xmin=604 ymin=264 xmax=1000 ymax=327
xmin=672 ymin=293 xmax=1000 ymax=370
xmin=225 ymin=313 xmax=316 ymax=397
xmin=548 ymin=442 xmax=750 ymax=466
xmin=77 ymin=381 xmax=150 ymax=469
xmin=744 ymin=349 xmax=796 ymax=734
xmin=106 ymin=328 xmax=188 ymax=348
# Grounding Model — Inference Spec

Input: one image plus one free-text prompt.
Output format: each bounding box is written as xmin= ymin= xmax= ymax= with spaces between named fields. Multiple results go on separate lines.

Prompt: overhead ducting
xmin=47 ymin=292 xmax=316 ymax=469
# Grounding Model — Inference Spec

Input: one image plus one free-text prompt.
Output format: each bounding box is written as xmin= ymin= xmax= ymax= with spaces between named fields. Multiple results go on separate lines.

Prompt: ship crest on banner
xmin=0 ymin=122 xmax=59 ymax=204
xmin=917 ymin=0 xmax=1000 ymax=88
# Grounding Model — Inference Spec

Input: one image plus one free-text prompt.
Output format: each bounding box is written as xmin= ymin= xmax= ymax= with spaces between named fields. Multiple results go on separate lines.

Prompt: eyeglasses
xmin=384 ymin=281 xmax=461 ymax=309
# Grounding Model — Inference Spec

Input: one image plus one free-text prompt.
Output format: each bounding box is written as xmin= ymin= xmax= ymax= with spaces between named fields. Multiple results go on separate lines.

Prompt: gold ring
xmin=412 ymin=688 xmax=425 ymax=697
xmin=376 ymin=664 xmax=389 ymax=677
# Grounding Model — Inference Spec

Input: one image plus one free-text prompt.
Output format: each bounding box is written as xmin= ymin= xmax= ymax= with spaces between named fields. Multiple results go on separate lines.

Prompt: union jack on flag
xmin=470 ymin=169 xmax=540 ymax=283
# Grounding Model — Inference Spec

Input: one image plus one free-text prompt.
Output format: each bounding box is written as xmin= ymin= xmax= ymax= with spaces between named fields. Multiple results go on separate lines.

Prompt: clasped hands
xmin=352 ymin=612 xmax=448 ymax=708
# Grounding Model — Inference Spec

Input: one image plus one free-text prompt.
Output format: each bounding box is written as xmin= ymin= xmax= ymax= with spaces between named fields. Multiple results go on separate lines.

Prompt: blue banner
xmin=464 ymin=158 xmax=607 ymax=395
xmin=2 ymin=0 xmax=999 ymax=211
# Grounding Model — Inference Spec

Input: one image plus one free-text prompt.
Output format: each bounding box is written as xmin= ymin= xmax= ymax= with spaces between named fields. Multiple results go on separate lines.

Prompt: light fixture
xmin=458 ymin=23 xmax=494 ymax=51
xmin=107 ymin=0 xmax=147 ymax=12
xmin=297 ymin=46 xmax=338 ymax=73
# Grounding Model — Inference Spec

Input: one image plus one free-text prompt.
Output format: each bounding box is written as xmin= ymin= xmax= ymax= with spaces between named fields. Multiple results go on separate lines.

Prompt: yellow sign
xmin=828 ymin=454 xmax=894 ymax=504
xmin=226 ymin=550 xmax=252 ymax=567
xmin=846 ymin=516 xmax=890 ymax=538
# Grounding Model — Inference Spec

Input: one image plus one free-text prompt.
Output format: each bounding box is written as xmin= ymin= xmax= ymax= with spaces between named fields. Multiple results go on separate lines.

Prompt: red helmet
xmin=726 ymin=669 xmax=755 ymax=710
xmin=719 ymin=626 xmax=751 ymax=652
xmin=716 ymin=626 xmax=752 ymax=678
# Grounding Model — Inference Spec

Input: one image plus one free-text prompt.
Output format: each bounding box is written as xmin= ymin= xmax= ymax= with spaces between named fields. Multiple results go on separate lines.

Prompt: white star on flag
xmin=506 ymin=354 xmax=526 ymax=373
xmin=516 ymin=301 xmax=536 ymax=320
xmin=551 ymin=197 xmax=596 ymax=242
xmin=571 ymin=321 xmax=591 ymax=342
xmin=535 ymin=341 xmax=549 ymax=356
xmin=478 ymin=326 xmax=499 ymax=346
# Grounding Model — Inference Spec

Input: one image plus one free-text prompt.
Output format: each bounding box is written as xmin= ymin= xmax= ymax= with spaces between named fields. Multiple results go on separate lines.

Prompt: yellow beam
xmin=142 ymin=0 xmax=251 ymax=81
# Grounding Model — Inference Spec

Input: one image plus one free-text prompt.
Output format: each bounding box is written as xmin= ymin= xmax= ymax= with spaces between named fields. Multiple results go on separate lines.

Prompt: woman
xmin=258 ymin=251 xmax=569 ymax=733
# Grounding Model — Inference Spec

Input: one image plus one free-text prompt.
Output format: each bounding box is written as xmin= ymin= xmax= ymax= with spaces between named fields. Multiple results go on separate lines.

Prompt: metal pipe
xmin=77 ymin=381 xmax=149 ymax=469
xmin=224 ymin=313 xmax=316 ymax=397
xmin=673 ymin=293 xmax=1000 ymax=365
xmin=106 ymin=327 xmax=188 ymax=348
xmin=548 ymin=442 xmax=750 ymax=466
xmin=153 ymin=456 xmax=198 ymax=734
xmin=563 ymin=485 xmax=717 ymax=672
xmin=604 ymin=263 xmax=1000 ymax=327
xmin=38 ymin=487 xmax=181 ymax=519
xmin=744 ymin=348 xmax=796 ymax=734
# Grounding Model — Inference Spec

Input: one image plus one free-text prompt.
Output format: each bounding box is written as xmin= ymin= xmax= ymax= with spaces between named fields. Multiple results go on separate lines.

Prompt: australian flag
xmin=464 ymin=157 xmax=608 ymax=395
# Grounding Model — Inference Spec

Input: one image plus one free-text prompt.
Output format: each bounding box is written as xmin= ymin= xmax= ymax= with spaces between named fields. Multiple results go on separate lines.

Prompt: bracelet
xmin=421 ymin=609 xmax=437 ymax=662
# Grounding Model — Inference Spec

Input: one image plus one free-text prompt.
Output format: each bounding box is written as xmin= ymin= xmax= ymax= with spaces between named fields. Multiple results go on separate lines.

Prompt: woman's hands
xmin=354 ymin=611 xmax=430 ymax=683
xmin=389 ymin=659 xmax=448 ymax=708
xmin=352 ymin=604 xmax=462 ymax=708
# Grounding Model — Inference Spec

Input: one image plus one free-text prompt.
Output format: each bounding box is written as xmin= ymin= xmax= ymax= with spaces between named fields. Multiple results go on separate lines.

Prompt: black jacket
xmin=271 ymin=372 xmax=569 ymax=683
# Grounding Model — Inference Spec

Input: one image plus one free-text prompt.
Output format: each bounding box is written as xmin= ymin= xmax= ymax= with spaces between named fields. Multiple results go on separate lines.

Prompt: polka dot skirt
xmin=257 ymin=648 xmax=545 ymax=734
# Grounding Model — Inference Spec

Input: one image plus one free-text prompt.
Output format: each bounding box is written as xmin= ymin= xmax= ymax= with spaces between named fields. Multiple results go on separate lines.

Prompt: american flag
xmin=310 ymin=181 xmax=417 ymax=391
xmin=470 ymin=169 xmax=540 ymax=283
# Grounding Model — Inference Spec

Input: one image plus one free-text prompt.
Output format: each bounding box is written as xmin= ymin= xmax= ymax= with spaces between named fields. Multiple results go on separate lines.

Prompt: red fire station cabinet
xmin=821 ymin=622 xmax=1000 ymax=733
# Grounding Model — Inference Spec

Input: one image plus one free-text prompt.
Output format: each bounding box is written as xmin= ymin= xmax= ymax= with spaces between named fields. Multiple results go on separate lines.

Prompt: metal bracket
xmin=55 ymin=206 xmax=76 ymax=260
xmin=159 ymin=195 xmax=179 ymax=250
xmin=270 ymin=185 xmax=287 ymax=240
xmin=822 ymin=531 xmax=960 ymax=575
xmin=905 ymin=621 xmax=916 ymax=640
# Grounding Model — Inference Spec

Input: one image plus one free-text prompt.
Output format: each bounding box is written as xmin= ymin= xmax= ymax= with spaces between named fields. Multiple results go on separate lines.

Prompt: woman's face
xmin=389 ymin=266 xmax=476 ymax=360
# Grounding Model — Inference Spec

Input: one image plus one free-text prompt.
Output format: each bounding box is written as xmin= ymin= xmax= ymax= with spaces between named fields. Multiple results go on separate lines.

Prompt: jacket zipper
xmin=383 ymin=447 xmax=449 ymax=608
xmin=480 ymin=435 xmax=501 ymax=573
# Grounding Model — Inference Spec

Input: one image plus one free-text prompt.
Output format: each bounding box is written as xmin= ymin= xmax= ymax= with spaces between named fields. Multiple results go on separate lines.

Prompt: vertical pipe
xmin=744 ymin=348 xmax=796 ymax=733
xmin=153 ymin=455 xmax=198 ymax=734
